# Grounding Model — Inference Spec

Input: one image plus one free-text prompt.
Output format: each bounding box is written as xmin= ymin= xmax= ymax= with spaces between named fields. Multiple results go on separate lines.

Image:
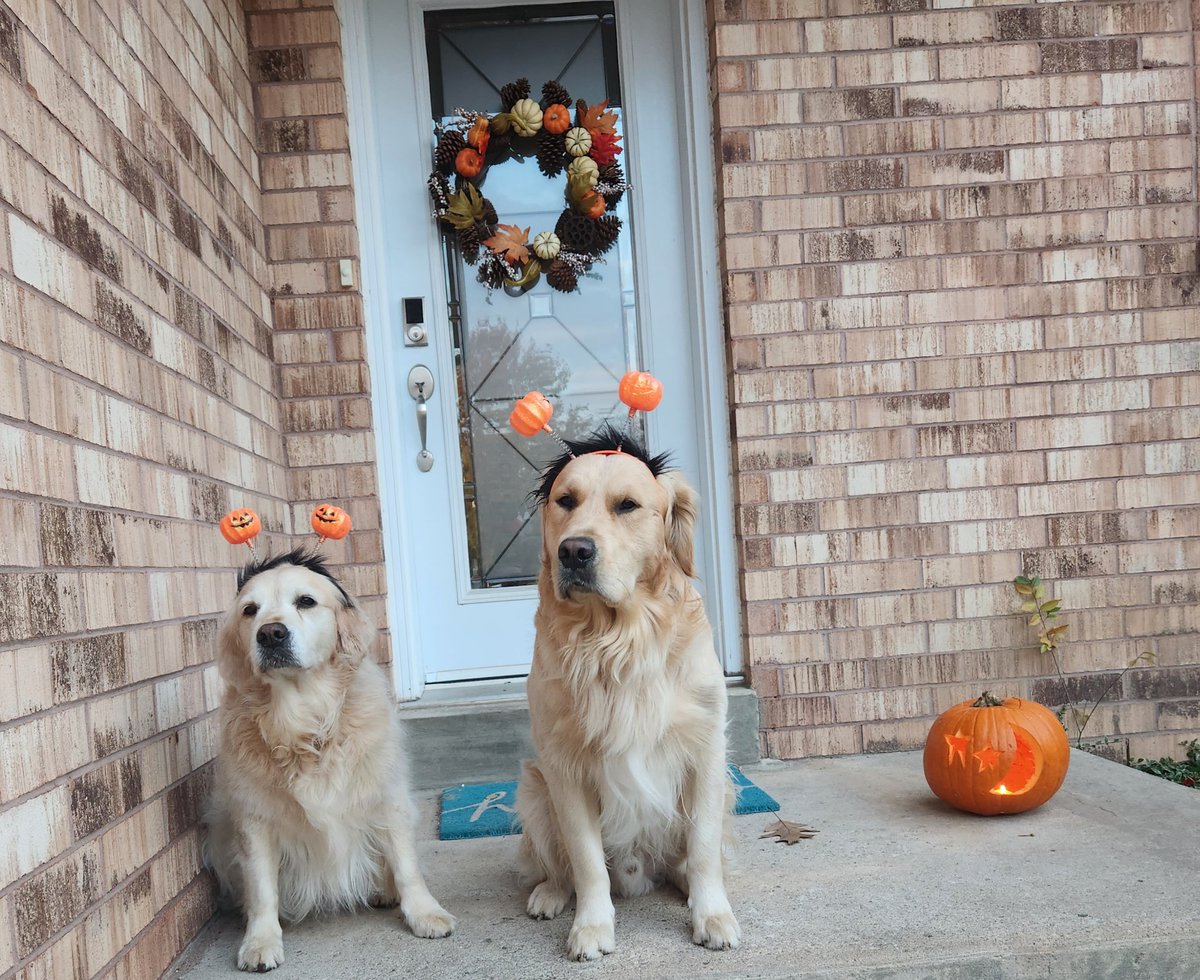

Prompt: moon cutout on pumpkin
xmin=988 ymin=726 xmax=1043 ymax=796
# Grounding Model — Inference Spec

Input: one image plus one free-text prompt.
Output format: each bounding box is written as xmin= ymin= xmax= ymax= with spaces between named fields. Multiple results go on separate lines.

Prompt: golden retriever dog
xmin=516 ymin=427 xmax=740 ymax=960
xmin=206 ymin=550 xmax=454 ymax=972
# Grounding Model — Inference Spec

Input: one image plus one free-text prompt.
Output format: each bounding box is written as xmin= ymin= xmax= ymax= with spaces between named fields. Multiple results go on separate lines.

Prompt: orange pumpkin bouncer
xmin=923 ymin=692 xmax=1070 ymax=816
xmin=618 ymin=370 xmax=664 ymax=416
xmin=510 ymin=391 xmax=555 ymax=437
xmin=311 ymin=504 xmax=352 ymax=541
xmin=220 ymin=508 xmax=261 ymax=547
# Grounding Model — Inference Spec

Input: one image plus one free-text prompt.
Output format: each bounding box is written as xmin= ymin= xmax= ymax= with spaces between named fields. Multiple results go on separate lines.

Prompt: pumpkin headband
xmin=219 ymin=504 xmax=353 ymax=557
xmin=510 ymin=369 xmax=663 ymax=459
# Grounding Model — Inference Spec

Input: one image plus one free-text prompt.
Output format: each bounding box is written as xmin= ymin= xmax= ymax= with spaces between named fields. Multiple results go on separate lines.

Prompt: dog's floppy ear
xmin=658 ymin=469 xmax=698 ymax=578
xmin=216 ymin=607 xmax=252 ymax=685
xmin=334 ymin=598 xmax=375 ymax=667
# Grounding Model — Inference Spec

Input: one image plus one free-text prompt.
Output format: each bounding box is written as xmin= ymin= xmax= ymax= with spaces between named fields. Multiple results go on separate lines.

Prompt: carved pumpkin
xmin=311 ymin=504 xmax=352 ymax=541
xmin=924 ymin=692 xmax=1070 ymax=816
xmin=455 ymin=147 xmax=484 ymax=179
xmin=510 ymin=391 xmax=554 ymax=437
xmin=220 ymin=508 xmax=261 ymax=546
xmin=543 ymin=104 xmax=571 ymax=135
xmin=618 ymin=371 xmax=664 ymax=415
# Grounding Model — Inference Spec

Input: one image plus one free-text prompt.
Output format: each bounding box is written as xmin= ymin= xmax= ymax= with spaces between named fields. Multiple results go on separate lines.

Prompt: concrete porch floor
xmin=172 ymin=750 xmax=1200 ymax=979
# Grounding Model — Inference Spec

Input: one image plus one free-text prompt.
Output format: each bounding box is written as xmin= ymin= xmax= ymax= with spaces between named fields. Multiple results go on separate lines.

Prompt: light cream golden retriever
xmin=516 ymin=430 xmax=740 ymax=960
xmin=206 ymin=550 xmax=454 ymax=972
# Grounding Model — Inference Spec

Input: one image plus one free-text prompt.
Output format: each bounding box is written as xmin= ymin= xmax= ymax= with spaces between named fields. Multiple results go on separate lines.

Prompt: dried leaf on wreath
xmin=484 ymin=223 xmax=531 ymax=267
xmin=581 ymin=99 xmax=618 ymax=135
xmin=760 ymin=817 xmax=818 ymax=845
xmin=442 ymin=182 xmax=486 ymax=231
xmin=588 ymin=130 xmax=622 ymax=167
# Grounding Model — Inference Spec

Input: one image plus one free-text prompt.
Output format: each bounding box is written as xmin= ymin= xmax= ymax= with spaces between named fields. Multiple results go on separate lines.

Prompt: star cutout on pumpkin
xmin=945 ymin=732 xmax=970 ymax=766
xmin=974 ymin=744 xmax=1002 ymax=772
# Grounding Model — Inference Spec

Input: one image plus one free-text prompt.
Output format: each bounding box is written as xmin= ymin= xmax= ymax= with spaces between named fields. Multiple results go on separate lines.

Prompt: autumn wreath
xmin=427 ymin=77 xmax=630 ymax=294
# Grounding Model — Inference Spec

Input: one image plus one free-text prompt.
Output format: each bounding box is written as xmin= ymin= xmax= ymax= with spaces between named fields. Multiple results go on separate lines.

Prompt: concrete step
xmin=176 ymin=749 xmax=1200 ymax=979
xmin=400 ymin=679 xmax=761 ymax=791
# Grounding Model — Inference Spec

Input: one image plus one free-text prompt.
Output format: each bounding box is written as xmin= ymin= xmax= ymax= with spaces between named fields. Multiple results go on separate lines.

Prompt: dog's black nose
xmin=257 ymin=622 xmax=290 ymax=648
xmin=558 ymin=537 xmax=596 ymax=570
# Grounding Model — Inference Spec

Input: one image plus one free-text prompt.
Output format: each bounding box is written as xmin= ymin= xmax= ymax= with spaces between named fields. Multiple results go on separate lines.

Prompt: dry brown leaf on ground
xmin=760 ymin=817 xmax=819 ymax=845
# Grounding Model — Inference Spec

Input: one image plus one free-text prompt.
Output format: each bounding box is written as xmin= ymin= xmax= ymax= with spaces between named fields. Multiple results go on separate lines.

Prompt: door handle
xmin=407 ymin=365 xmax=435 ymax=472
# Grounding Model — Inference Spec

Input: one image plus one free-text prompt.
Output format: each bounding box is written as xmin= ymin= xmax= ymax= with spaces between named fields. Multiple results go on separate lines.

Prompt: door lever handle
xmin=407 ymin=366 xmax=435 ymax=472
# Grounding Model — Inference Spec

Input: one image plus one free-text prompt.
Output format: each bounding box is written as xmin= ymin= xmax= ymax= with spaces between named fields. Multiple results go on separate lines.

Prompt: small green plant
xmin=1129 ymin=740 xmax=1200 ymax=789
xmin=1012 ymin=575 xmax=1154 ymax=748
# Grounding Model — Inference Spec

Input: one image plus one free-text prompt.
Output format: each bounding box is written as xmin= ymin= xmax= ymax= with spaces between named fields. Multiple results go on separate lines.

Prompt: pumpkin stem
xmin=973 ymin=691 xmax=1006 ymax=708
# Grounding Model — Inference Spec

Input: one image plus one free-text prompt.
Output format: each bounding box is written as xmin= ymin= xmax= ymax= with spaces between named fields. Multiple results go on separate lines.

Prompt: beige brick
xmin=835 ymin=49 xmax=935 ymax=86
xmin=753 ymin=125 xmax=843 ymax=162
xmin=766 ymin=724 xmax=862 ymax=759
xmin=843 ymin=118 xmax=939 ymax=156
xmin=751 ymin=55 xmax=834 ymax=90
xmin=943 ymin=112 xmax=1040 ymax=149
xmin=1109 ymin=136 xmax=1193 ymax=172
xmin=938 ymin=42 xmax=1038 ymax=79
xmin=715 ymin=21 xmax=803 ymax=58
xmin=844 ymin=189 xmax=940 ymax=226
xmin=892 ymin=11 xmax=994 ymax=46
xmin=805 ymin=17 xmax=891 ymax=53
xmin=900 ymin=80 xmax=1002 ymax=117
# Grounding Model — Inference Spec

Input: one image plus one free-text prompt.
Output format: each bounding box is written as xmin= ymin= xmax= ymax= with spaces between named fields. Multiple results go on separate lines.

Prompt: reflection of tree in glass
xmin=458 ymin=318 xmax=602 ymax=587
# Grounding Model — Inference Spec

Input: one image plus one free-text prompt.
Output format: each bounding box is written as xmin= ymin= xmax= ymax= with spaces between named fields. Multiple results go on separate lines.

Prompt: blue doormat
xmin=439 ymin=765 xmax=779 ymax=841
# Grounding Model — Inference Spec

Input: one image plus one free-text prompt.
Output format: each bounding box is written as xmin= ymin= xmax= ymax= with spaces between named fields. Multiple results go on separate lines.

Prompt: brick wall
xmin=710 ymin=0 xmax=1200 ymax=762
xmin=0 ymin=0 xmax=378 ymax=976
xmin=246 ymin=0 xmax=386 ymax=657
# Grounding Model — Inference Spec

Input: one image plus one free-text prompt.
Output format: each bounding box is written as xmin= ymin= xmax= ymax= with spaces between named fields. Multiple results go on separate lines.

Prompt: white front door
xmin=346 ymin=0 xmax=737 ymax=698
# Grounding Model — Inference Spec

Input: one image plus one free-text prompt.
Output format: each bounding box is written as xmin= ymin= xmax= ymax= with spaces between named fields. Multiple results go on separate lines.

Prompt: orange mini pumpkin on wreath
xmin=427 ymin=76 xmax=631 ymax=295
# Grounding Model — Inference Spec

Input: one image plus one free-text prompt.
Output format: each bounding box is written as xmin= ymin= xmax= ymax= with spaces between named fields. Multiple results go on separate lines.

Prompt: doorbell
xmin=402 ymin=297 xmax=428 ymax=346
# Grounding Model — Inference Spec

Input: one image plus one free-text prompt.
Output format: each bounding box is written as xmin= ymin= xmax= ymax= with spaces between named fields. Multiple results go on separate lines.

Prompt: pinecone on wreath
xmin=482 ymin=198 xmax=498 ymax=226
xmin=536 ymin=130 xmax=568 ymax=177
xmin=435 ymin=130 xmax=466 ymax=174
xmin=500 ymin=78 xmax=531 ymax=112
xmin=477 ymin=256 xmax=506 ymax=290
xmin=546 ymin=259 xmax=578 ymax=293
xmin=486 ymin=130 xmax=511 ymax=160
xmin=555 ymin=208 xmax=597 ymax=254
xmin=541 ymin=79 xmax=571 ymax=109
xmin=594 ymin=214 xmax=621 ymax=254
xmin=457 ymin=224 xmax=481 ymax=263
xmin=598 ymin=161 xmax=625 ymax=208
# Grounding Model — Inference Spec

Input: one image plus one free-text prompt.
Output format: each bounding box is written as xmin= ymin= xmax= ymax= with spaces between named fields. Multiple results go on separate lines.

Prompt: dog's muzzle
xmin=255 ymin=621 xmax=297 ymax=669
xmin=556 ymin=536 xmax=598 ymax=596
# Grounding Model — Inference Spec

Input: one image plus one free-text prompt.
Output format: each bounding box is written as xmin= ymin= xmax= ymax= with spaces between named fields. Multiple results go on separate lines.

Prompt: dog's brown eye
xmin=556 ymin=494 xmax=577 ymax=511
xmin=296 ymin=595 xmax=316 ymax=609
xmin=242 ymin=604 xmax=258 ymax=617
xmin=616 ymin=498 xmax=640 ymax=514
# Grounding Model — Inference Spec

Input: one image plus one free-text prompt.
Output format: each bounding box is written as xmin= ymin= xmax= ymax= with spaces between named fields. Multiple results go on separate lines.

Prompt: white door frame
xmin=341 ymin=0 xmax=740 ymax=700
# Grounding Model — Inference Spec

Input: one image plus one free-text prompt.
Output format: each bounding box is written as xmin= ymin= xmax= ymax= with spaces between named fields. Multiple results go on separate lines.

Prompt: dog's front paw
xmin=237 ymin=926 xmax=284 ymax=972
xmin=567 ymin=916 xmax=615 ymax=961
xmin=692 ymin=908 xmax=741 ymax=951
xmin=403 ymin=900 xmax=457 ymax=939
xmin=527 ymin=881 xmax=570 ymax=920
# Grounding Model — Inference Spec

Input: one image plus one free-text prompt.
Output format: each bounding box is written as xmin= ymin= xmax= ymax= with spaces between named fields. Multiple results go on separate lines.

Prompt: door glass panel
xmin=426 ymin=4 xmax=639 ymax=590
